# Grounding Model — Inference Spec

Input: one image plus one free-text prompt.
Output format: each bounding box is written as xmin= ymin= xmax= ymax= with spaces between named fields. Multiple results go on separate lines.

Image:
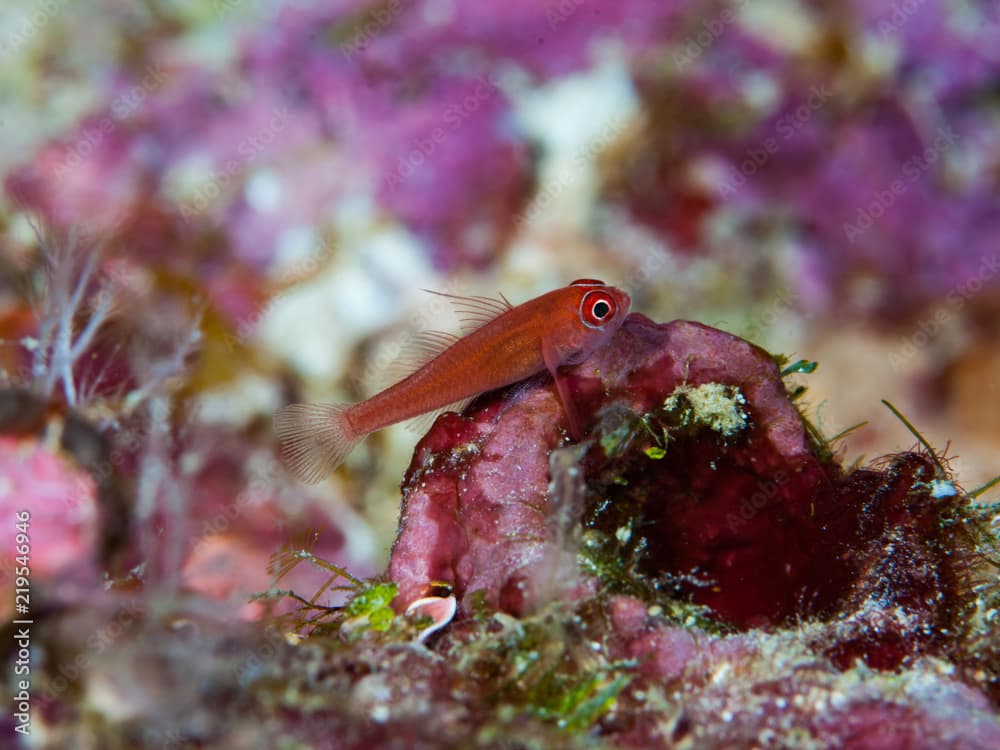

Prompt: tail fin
xmin=274 ymin=403 xmax=360 ymax=484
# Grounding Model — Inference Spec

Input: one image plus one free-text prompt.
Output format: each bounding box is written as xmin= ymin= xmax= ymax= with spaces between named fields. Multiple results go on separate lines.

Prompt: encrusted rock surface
xmin=389 ymin=315 xmax=977 ymax=672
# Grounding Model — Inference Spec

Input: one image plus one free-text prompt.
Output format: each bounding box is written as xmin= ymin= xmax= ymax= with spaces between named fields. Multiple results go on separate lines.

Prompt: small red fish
xmin=275 ymin=279 xmax=631 ymax=483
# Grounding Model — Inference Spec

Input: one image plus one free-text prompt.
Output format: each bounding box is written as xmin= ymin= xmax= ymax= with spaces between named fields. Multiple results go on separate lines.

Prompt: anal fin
xmin=403 ymin=396 xmax=473 ymax=435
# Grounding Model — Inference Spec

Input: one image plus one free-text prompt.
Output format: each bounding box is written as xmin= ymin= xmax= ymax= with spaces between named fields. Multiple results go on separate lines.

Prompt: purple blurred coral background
xmin=1 ymin=1 xmax=999 ymax=748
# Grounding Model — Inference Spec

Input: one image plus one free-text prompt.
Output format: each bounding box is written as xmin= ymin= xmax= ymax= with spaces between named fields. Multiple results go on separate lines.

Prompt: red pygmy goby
xmin=275 ymin=279 xmax=631 ymax=483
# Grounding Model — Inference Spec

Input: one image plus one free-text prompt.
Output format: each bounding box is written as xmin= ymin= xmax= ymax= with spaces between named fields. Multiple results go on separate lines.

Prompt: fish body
xmin=275 ymin=279 xmax=631 ymax=483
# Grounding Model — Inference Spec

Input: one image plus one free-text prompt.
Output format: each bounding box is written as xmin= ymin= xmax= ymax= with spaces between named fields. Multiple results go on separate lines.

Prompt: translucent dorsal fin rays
xmin=379 ymin=330 xmax=462 ymax=390
xmin=397 ymin=330 xmax=461 ymax=363
xmin=455 ymin=315 xmax=503 ymax=334
xmin=421 ymin=289 xmax=514 ymax=335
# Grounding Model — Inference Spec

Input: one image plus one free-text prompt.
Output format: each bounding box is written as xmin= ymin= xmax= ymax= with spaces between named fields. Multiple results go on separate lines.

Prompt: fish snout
xmin=613 ymin=287 xmax=632 ymax=320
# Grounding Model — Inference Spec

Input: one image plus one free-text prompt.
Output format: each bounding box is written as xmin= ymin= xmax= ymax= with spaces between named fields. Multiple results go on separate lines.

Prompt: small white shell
xmin=404 ymin=594 xmax=458 ymax=643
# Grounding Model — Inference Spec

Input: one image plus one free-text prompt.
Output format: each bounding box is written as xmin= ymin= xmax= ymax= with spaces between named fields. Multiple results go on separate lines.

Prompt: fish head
xmin=555 ymin=278 xmax=631 ymax=365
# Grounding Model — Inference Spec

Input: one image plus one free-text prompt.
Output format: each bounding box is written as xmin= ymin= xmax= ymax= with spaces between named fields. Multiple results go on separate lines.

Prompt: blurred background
xmin=1 ymin=0 xmax=998 ymax=616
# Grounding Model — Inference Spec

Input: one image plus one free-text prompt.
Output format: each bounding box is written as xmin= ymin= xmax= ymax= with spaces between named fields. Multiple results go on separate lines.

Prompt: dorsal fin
xmin=376 ymin=327 xmax=474 ymax=433
xmin=421 ymin=289 xmax=514 ymax=335
xmin=379 ymin=329 xmax=462 ymax=390
xmin=368 ymin=289 xmax=514 ymax=434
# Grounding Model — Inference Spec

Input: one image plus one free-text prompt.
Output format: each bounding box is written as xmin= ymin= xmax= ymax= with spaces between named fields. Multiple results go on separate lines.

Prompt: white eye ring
xmin=580 ymin=290 xmax=615 ymax=329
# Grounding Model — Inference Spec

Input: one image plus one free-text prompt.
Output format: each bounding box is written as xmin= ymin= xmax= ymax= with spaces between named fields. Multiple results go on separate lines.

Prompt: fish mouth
xmin=616 ymin=289 xmax=632 ymax=318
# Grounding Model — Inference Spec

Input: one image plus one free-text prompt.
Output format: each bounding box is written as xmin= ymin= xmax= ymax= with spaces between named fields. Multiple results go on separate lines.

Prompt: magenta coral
xmin=607 ymin=0 xmax=1000 ymax=319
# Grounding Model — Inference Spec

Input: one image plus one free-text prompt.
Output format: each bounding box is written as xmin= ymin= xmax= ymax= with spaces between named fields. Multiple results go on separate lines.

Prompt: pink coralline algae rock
xmin=388 ymin=315 xmax=973 ymax=668
xmin=390 ymin=315 xmax=818 ymax=616
xmin=389 ymin=386 xmax=584 ymax=615
xmin=604 ymin=595 xmax=1000 ymax=750
xmin=179 ymin=437 xmax=368 ymax=620
xmin=0 ymin=433 xmax=102 ymax=612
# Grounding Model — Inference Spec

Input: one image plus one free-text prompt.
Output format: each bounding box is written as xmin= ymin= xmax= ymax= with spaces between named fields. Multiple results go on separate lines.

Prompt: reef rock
xmin=389 ymin=315 xmax=974 ymax=670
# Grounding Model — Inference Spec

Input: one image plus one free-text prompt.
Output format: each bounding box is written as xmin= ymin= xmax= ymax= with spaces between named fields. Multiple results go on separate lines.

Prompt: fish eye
xmin=580 ymin=290 xmax=616 ymax=328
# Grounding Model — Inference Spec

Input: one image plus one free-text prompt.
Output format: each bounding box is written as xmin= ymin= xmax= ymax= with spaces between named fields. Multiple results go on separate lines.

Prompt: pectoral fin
xmin=542 ymin=337 xmax=582 ymax=441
